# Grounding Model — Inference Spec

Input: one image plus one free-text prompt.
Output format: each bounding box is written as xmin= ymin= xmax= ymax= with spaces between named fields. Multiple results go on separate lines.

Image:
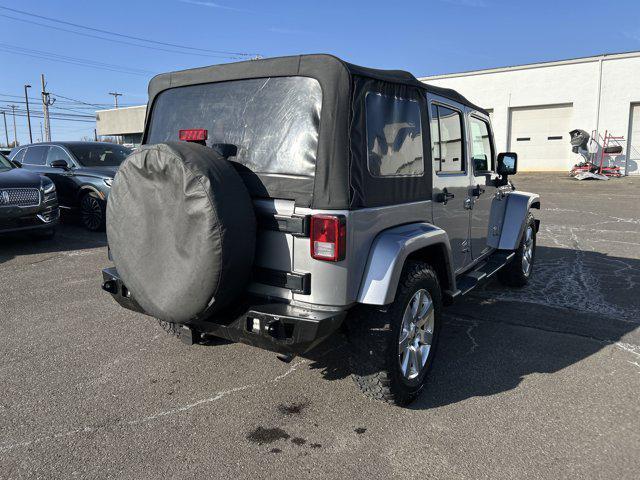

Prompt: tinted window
xmin=469 ymin=116 xmax=494 ymax=173
xmin=431 ymin=104 xmax=465 ymax=174
xmin=67 ymin=144 xmax=131 ymax=167
xmin=23 ymin=145 xmax=49 ymax=165
xmin=147 ymin=77 xmax=322 ymax=177
xmin=46 ymin=146 xmax=73 ymax=165
xmin=0 ymin=153 xmax=13 ymax=170
xmin=11 ymin=148 xmax=26 ymax=162
xmin=366 ymin=93 xmax=423 ymax=177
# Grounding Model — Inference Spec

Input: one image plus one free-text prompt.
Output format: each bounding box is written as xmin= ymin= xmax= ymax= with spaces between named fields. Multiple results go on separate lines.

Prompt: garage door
xmin=627 ymin=104 xmax=640 ymax=175
xmin=509 ymin=104 xmax=573 ymax=171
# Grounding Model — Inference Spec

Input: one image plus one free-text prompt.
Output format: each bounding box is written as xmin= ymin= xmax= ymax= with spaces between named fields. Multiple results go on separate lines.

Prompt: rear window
xmin=67 ymin=144 xmax=131 ymax=167
xmin=146 ymin=76 xmax=322 ymax=178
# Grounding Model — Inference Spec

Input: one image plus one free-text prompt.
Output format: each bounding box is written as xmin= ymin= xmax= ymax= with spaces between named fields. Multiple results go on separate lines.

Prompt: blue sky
xmin=1 ymin=0 xmax=639 ymax=144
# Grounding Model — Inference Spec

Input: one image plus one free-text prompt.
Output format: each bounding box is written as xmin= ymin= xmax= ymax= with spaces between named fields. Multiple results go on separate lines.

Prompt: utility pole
xmin=2 ymin=111 xmax=8 ymax=147
xmin=41 ymin=74 xmax=54 ymax=142
xmin=24 ymin=84 xmax=33 ymax=143
xmin=108 ymin=91 xmax=122 ymax=108
xmin=8 ymin=104 xmax=17 ymax=146
xmin=39 ymin=122 xmax=43 ymax=142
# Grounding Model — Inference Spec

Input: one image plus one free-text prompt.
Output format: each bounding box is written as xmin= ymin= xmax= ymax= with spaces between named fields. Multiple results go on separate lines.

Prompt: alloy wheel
xmin=398 ymin=289 xmax=435 ymax=380
xmin=81 ymin=195 xmax=103 ymax=231
xmin=521 ymin=225 xmax=534 ymax=276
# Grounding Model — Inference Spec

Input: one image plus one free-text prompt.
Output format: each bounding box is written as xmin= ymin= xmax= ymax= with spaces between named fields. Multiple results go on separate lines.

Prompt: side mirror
xmin=50 ymin=159 xmax=70 ymax=170
xmin=11 ymin=160 xmax=22 ymax=168
xmin=497 ymin=152 xmax=517 ymax=176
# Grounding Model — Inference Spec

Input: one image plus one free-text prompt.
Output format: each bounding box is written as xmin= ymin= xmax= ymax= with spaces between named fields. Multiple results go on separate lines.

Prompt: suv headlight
xmin=43 ymin=180 xmax=56 ymax=194
xmin=42 ymin=179 xmax=57 ymax=202
xmin=104 ymin=178 xmax=113 ymax=187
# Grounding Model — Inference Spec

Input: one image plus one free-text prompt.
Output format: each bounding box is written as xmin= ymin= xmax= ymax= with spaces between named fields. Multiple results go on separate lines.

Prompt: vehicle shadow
xmin=0 ymin=213 xmax=107 ymax=265
xmin=305 ymin=246 xmax=640 ymax=409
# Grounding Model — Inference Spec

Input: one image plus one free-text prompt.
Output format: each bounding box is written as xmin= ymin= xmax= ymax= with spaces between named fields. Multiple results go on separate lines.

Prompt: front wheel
xmin=80 ymin=192 xmax=106 ymax=231
xmin=347 ymin=261 xmax=442 ymax=406
xmin=498 ymin=212 xmax=537 ymax=287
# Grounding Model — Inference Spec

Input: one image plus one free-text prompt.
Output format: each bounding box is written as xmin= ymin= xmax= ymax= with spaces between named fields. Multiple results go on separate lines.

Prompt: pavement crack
xmin=0 ymin=359 xmax=308 ymax=453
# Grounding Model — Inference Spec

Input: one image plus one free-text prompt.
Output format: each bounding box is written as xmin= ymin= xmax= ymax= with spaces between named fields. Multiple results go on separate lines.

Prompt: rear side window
xmin=11 ymin=148 xmax=26 ymax=162
xmin=22 ymin=145 xmax=49 ymax=165
xmin=147 ymin=77 xmax=322 ymax=178
xmin=365 ymin=93 xmax=423 ymax=177
xmin=431 ymin=104 xmax=465 ymax=174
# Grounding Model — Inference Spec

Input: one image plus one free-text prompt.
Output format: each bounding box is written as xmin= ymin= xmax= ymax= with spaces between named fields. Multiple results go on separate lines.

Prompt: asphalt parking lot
xmin=1 ymin=173 xmax=639 ymax=479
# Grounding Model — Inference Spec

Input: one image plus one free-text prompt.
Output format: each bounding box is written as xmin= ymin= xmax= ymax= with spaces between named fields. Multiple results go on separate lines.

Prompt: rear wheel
xmin=498 ymin=212 xmax=536 ymax=287
xmin=347 ymin=261 xmax=442 ymax=405
xmin=80 ymin=191 xmax=106 ymax=231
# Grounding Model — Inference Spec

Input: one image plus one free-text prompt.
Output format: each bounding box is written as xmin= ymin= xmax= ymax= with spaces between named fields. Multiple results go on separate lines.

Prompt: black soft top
xmin=147 ymin=54 xmax=486 ymax=115
xmin=145 ymin=54 xmax=487 ymax=209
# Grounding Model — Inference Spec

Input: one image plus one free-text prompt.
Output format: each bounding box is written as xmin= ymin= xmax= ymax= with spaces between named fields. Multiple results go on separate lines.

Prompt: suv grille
xmin=0 ymin=188 xmax=40 ymax=207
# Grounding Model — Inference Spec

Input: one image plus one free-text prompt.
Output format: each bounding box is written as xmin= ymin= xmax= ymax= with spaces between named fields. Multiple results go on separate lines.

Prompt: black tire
xmin=80 ymin=191 xmax=106 ymax=231
xmin=498 ymin=212 xmax=536 ymax=287
xmin=347 ymin=261 xmax=442 ymax=406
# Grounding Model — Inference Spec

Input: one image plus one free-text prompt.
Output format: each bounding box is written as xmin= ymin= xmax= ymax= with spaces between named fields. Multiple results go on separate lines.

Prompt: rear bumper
xmin=101 ymin=267 xmax=345 ymax=354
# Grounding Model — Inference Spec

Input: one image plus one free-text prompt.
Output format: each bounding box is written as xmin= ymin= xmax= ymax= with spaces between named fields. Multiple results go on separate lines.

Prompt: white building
xmin=420 ymin=50 xmax=640 ymax=175
xmin=95 ymin=105 xmax=146 ymax=146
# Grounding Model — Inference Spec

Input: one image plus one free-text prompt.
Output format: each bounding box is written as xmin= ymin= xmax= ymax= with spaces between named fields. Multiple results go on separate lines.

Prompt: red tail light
xmin=179 ymin=129 xmax=208 ymax=142
xmin=310 ymin=214 xmax=346 ymax=261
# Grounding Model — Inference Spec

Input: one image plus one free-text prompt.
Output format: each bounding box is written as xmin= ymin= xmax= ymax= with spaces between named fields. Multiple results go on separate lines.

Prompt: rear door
xmin=428 ymin=96 xmax=472 ymax=272
xmin=145 ymin=76 xmax=324 ymax=301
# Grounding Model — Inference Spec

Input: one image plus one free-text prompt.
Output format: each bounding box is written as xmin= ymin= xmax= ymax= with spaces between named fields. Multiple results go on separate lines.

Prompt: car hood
xmin=0 ymin=167 xmax=42 ymax=188
xmin=75 ymin=165 xmax=119 ymax=178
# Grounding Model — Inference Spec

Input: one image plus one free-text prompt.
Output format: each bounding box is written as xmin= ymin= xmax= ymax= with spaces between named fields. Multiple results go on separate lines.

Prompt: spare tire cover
xmin=107 ymin=141 xmax=256 ymax=323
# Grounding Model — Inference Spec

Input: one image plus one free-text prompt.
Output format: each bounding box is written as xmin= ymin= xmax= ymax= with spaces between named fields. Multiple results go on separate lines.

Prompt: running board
xmin=444 ymin=251 xmax=515 ymax=303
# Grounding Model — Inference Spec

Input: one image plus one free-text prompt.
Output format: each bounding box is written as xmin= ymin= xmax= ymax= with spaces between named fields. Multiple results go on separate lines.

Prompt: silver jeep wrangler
xmin=102 ymin=55 xmax=539 ymax=405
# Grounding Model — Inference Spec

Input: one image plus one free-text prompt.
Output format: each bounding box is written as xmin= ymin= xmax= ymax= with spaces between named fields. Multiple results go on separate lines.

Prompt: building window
xmin=431 ymin=103 xmax=465 ymax=174
xmin=365 ymin=93 xmax=424 ymax=177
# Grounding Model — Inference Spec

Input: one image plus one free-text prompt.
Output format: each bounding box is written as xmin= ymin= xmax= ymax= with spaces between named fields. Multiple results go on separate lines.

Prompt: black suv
xmin=10 ymin=142 xmax=131 ymax=231
xmin=0 ymin=152 xmax=59 ymax=237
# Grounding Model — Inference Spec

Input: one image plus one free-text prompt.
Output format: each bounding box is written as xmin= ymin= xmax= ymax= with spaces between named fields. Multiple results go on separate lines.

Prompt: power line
xmin=46 ymin=92 xmax=107 ymax=109
xmin=0 ymin=93 xmax=126 ymax=107
xmin=0 ymin=109 xmax=95 ymax=123
xmin=0 ymin=5 xmax=259 ymax=57
xmin=0 ymin=13 xmax=246 ymax=60
xmin=0 ymin=43 xmax=153 ymax=77
xmin=0 ymin=42 xmax=153 ymax=75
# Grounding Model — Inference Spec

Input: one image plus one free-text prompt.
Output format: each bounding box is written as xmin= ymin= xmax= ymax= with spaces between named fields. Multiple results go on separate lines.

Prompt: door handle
xmin=436 ymin=189 xmax=455 ymax=204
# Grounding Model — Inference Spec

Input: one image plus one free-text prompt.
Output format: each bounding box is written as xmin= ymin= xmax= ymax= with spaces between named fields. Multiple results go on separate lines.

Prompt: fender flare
xmin=497 ymin=191 xmax=540 ymax=250
xmin=357 ymin=223 xmax=453 ymax=306
xmin=76 ymin=184 xmax=107 ymax=203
